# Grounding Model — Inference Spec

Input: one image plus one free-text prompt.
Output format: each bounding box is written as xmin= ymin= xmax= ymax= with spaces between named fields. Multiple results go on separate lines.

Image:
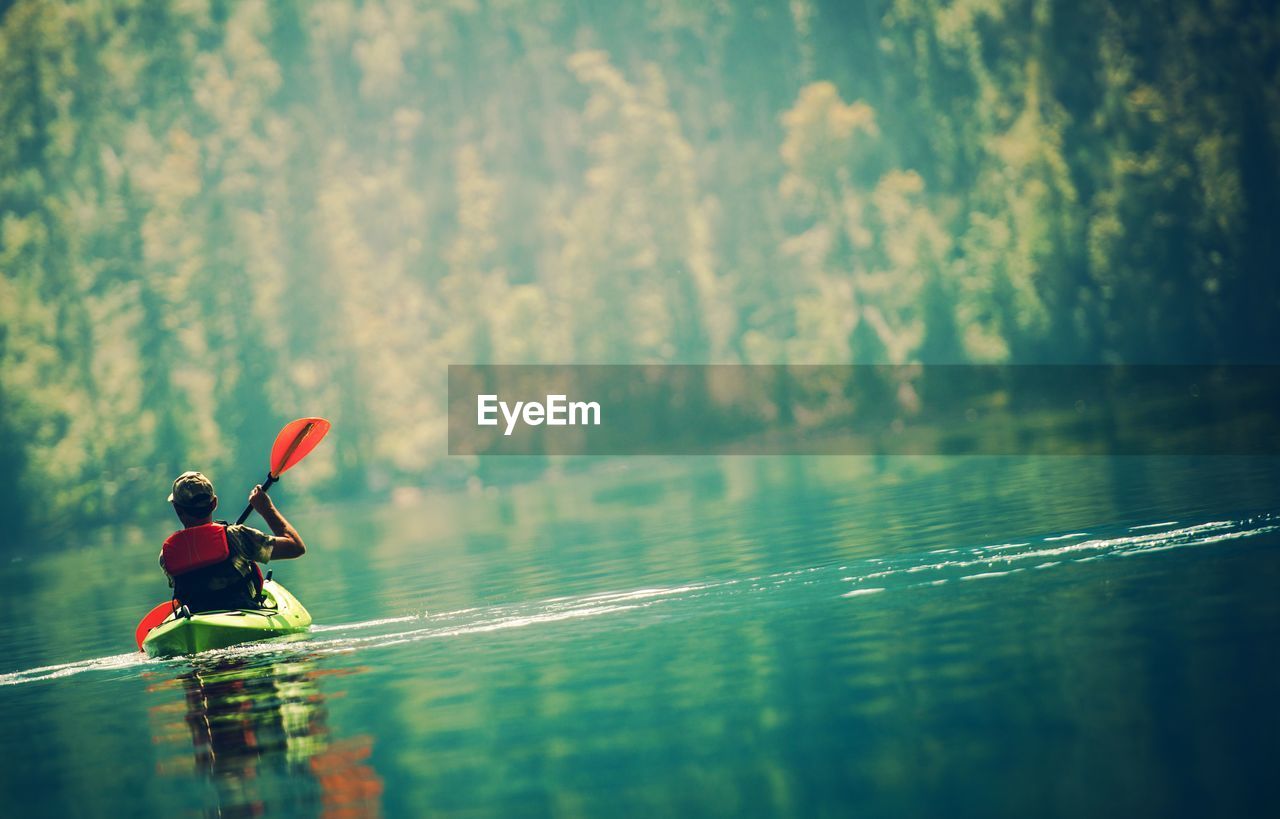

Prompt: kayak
xmin=141 ymin=580 xmax=312 ymax=658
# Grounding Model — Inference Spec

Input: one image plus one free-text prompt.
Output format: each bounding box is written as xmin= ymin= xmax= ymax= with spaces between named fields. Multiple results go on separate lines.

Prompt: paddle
xmin=235 ymin=417 xmax=332 ymax=524
xmin=134 ymin=600 xmax=179 ymax=650
xmin=133 ymin=417 xmax=332 ymax=649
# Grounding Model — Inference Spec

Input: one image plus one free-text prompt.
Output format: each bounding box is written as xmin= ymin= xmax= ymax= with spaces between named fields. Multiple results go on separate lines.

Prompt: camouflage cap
xmin=168 ymin=471 xmax=216 ymax=508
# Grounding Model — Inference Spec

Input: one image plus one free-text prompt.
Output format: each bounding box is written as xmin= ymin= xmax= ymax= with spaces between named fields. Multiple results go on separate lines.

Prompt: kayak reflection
xmin=150 ymin=654 xmax=383 ymax=817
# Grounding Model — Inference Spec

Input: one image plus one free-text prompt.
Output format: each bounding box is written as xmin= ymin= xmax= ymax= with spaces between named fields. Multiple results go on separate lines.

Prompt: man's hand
xmin=249 ymin=485 xmax=275 ymax=516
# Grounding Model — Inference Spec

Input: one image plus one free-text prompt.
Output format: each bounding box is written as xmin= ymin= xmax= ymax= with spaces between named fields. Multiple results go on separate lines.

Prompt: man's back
xmin=161 ymin=521 xmax=275 ymax=612
xmin=161 ymin=471 xmax=308 ymax=612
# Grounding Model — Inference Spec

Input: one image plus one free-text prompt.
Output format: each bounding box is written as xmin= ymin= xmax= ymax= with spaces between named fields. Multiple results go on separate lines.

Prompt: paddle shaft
xmin=235 ymin=472 xmax=277 ymax=525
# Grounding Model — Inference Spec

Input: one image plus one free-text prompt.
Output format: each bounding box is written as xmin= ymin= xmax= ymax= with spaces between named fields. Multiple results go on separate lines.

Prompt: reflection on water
xmin=149 ymin=655 xmax=382 ymax=818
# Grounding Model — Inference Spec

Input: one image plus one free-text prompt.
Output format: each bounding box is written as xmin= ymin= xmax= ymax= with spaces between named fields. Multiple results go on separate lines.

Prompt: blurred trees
xmin=1 ymin=0 xmax=1276 ymax=539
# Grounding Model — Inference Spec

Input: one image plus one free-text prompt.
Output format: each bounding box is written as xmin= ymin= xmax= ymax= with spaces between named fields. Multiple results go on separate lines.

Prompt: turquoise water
xmin=1 ymin=456 xmax=1278 ymax=816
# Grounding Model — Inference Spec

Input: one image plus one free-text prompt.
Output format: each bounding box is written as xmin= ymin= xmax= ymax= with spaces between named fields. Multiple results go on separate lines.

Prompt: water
xmin=1 ymin=456 xmax=1278 ymax=817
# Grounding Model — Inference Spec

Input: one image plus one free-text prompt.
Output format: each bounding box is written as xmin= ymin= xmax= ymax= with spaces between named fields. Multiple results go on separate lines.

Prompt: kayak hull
xmin=142 ymin=580 xmax=311 ymax=658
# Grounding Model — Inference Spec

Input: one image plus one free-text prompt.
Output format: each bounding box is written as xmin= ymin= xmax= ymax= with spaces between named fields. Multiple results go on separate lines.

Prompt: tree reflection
xmin=150 ymin=654 xmax=383 ymax=818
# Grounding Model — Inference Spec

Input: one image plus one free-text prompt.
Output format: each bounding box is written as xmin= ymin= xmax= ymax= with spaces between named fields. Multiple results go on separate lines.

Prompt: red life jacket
xmin=161 ymin=522 xmax=264 ymax=612
xmin=161 ymin=523 xmax=231 ymax=575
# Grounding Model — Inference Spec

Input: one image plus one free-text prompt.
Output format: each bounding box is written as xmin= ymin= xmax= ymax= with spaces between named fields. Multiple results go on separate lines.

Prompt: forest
xmin=1 ymin=0 xmax=1277 ymax=542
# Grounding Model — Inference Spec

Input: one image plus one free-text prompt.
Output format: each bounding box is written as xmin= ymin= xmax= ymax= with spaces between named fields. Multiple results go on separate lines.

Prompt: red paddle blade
xmin=269 ymin=417 xmax=331 ymax=478
xmin=135 ymin=601 xmax=176 ymax=650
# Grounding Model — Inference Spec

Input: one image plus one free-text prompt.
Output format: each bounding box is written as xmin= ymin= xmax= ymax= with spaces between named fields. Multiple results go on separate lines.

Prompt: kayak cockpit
xmin=141 ymin=580 xmax=312 ymax=658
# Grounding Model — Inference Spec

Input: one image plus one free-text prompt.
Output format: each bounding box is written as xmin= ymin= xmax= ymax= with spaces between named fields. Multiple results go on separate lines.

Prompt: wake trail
xmin=840 ymin=516 xmax=1277 ymax=595
xmin=0 ymin=652 xmax=152 ymax=687
xmin=3 ymin=513 xmax=1274 ymax=687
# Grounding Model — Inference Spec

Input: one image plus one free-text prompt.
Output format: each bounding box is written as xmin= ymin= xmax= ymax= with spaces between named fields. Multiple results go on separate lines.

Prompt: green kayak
xmin=142 ymin=580 xmax=312 ymax=658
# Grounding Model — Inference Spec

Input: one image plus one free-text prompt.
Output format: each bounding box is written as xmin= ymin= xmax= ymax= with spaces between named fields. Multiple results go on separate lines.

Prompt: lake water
xmin=1 ymin=456 xmax=1278 ymax=817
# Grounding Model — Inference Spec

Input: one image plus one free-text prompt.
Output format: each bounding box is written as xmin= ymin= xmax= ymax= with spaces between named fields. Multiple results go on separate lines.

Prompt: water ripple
xmin=3 ymin=514 xmax=1274 ymax=687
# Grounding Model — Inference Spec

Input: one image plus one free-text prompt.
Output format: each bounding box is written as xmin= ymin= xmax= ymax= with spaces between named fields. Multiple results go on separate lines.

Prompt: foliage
xmin=1 ymin=0 xmax=1276 ymax=540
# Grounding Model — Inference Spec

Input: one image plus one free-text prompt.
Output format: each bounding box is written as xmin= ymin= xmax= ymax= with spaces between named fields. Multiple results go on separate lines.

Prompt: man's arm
xmin=248 ymin=485 xmax=306 ymax=560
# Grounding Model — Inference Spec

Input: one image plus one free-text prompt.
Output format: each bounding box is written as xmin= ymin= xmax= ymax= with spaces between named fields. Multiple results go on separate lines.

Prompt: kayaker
xmin=161 ymin=471 xmax=306 ymax=613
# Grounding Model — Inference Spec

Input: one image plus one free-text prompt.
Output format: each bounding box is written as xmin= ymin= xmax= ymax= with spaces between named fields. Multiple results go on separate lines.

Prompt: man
xmin=161 ymin=471 xmax=306 ymax=613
